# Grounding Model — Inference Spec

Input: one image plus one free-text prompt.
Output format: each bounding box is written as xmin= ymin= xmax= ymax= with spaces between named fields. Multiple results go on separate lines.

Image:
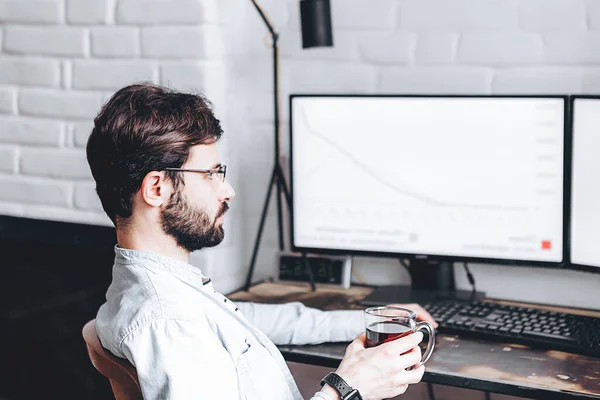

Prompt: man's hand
xmin=332 ymin=333 xmax=425 ymax=400
xmin=388 ymin=303 xmax=438 ymax=329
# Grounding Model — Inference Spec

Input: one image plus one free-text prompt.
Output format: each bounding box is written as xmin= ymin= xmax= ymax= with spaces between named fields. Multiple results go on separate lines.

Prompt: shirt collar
xmin=114 ymin=245 xmax=210 ymax=283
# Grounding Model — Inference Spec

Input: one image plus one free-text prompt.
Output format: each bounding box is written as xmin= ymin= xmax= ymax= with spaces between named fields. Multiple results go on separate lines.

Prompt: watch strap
xmin=320 ymin=372 xmax=360 ymax=400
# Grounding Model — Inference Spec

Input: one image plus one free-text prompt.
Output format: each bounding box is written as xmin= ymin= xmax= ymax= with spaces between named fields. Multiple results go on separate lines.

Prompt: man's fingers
xmin=387 ymin=303 xmax=438 ymax=328
xmin=380 ymin=331 xmax=423 ymax=355
xmin=402 ymin=365 xmax=426 ymax=384
xmin=395 ymin=384 xmax=408 ymax=396
xmin=348 ymin=333 xmax=366 ymax=352
xmin=398 ymin=346 xmax=422 ymax=369
xmin=408 ymin=304 xmax=438 ymax=328
xmin=411 ymin=305 xmax=438 ymax=328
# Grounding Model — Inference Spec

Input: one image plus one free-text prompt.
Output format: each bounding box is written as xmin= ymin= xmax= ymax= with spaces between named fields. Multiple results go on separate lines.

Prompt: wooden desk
xmin=229 ymin=282 xmax=600 ymax=400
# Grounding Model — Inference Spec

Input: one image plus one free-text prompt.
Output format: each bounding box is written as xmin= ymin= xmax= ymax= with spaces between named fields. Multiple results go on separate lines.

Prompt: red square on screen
xmin=541 ymin=240 xmax=552 ymax=250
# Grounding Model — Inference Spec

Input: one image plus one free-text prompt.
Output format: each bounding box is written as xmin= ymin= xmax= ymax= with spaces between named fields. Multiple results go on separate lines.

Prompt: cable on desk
xmin=463 ymin=262 xmax=477 ymax=294
xmin=399 ymin=258 xmax=411 ymax=271
xmin=351 ymin=257 xmax=370 ymax=285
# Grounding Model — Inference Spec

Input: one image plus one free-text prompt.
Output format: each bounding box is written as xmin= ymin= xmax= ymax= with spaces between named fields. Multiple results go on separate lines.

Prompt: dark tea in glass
xmin=366 ymin=321 xmax=412 ymax=348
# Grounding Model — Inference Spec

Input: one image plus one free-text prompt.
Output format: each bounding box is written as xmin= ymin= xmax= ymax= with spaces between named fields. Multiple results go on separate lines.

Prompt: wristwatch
xmin=320 ymin=372 xmax=363 ymax=400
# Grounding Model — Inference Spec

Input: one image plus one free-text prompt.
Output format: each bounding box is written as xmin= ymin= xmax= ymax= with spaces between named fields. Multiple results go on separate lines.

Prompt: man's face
xmin=160 ymin=144 xmax=235 ymax=252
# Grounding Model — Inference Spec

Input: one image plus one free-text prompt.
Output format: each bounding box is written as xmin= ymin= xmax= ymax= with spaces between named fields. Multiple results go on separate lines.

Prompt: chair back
xmin=82 ymin=319 xmax=142 ymax=400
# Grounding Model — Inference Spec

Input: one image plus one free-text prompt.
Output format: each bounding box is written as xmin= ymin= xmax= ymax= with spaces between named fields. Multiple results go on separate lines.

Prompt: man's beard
xmin=161 ymin=189 xmax=228 ymax=252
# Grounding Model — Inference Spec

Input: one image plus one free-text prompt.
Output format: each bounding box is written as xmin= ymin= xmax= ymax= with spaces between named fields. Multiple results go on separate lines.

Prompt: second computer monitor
xmin=290 ymin=95 xmax=567 ymax=264
xmin=570 ymin=97 xmax=600 ymax=270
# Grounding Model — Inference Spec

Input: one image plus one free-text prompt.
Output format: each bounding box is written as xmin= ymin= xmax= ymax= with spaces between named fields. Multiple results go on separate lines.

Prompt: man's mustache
xmin=216 ymin=203 xmax=229 ymax=218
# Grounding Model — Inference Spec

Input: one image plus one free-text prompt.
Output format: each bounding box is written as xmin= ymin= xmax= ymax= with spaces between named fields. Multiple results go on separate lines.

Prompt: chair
xmin=82 ymin=319 xmax=143 ymax=400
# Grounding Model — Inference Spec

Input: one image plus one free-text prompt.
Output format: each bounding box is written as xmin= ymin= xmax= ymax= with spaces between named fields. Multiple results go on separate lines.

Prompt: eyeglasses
xmin=163 ymin=165 xmax=227 ymax=183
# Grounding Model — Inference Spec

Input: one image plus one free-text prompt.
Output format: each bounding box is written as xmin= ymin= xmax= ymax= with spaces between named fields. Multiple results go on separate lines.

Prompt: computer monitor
xmin=569 ymin=96 xmax=600 ymax=271
xmin=289 ymin=95 xmax=568 ymax=290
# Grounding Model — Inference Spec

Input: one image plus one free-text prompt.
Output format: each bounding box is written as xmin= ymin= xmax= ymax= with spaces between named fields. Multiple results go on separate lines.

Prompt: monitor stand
xmin=360 ymin=259 xmax=485 ymax=306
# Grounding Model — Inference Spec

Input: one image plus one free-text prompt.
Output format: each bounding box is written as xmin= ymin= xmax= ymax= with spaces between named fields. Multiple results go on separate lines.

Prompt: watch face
xmin=346 ymin=389 xmax=362 ymax=400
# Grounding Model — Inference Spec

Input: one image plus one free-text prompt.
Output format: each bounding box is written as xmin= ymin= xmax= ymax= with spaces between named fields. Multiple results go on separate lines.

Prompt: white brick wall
xmin=66 ymin=0 xmax=112 ymax=24
xmin=286 ymin=61 xmax=378 ymax=93
xmin=0 ymin=116 xmax=63 ymax=146
xmin=4 ymin=26 xmax=87 ymax=56
xmin=397 ymin=0 xmax=519 ymax=31
xmin=19 ymin=89 xmax=106 ymax=119
xmin=588 ymin=1 xmax=600 ymax=30
xmin=74 ymin=182 xmax=102 ymax=210
xmin=0 ymin=0 xmax=63 ymax=24
xmin=2 ymin=0 xmax=600 ymax=300
xmin=21 ymin=147 xmax=91 ymax=179
xmin=91 ymin=27 xmax=139 ymax=58
xmin=280 ymin=30 xmax=360 ymax=62
xmin=414 ymin=33 xmax=458 ymax=64
xmin=0 ymin=175 xmax=71 ymax=207
xmin=160 ymin=61 xmax=226 ymax=95
xmin=358 ymin=33 xmax=415 ymax=65
xmin=141 ymin=26 xmax=223 ymax=58
xmin=0 ymin=57 xmax=61 ymax=87
xmin=492 ymin=67 xmax=583 ymax=94
xmin=0 ymin=146 xmax=17 ymax=173
xmin=378 ymin=67 xmax=492 ymax=94
xmin=71 ymin=121 xmax=94 ymax=148
xmin=0 ymin=87 xmax=16 ymax=113
xmin=72 ymin=60 xmax=157 ymax=90
xmin=544 ymin=34 xmax=600 ymax=64
xmin=519 ymin=0 xmax=586 ymax=31
xmin=458 ymin=33 xmax=543 ymax=65
xmin=116 ymin=0 xmax=214 ymax=25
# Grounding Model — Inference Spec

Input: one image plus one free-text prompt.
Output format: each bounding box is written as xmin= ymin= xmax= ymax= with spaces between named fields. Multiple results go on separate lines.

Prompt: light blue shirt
xmin=96 ymin=247 xmax=365 ymax=399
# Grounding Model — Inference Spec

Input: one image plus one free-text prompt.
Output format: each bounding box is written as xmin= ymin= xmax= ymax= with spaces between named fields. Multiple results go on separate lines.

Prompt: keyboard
xmin=424 ymin=300 xmax=600 ymax=358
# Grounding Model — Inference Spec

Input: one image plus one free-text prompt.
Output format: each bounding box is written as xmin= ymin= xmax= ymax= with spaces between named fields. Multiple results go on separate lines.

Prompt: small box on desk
xmin=278 ymin=252 xmax=352 ymax=289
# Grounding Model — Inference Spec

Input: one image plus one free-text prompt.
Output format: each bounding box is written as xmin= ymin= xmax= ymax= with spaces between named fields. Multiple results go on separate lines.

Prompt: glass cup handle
xmin=414 ymin=321 xmax=435 ymax=367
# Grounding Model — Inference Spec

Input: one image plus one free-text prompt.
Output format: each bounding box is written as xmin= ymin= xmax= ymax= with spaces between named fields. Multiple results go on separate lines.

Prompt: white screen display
xmin=571 ymin=98 xmax=600 ymax=268
xmin=291 ymin=96 xmax=565 ymax=262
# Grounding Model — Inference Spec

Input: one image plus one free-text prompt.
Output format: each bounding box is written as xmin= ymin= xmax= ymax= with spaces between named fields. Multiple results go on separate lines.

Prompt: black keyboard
xmin=424 ymin=300 xmax=600 ymax=358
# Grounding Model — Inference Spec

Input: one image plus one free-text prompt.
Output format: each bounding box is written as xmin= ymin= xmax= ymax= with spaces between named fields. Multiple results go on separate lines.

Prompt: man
xmin=87 ymin=83 xmax=437 ymax=400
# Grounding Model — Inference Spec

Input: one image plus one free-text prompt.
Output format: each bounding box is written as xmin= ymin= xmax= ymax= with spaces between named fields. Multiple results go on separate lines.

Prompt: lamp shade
xmin=300 ymin=0 xmax=333 ymax=48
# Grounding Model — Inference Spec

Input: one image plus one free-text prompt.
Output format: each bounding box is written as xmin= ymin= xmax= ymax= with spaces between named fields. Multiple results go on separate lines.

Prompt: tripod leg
xmin=245 ymin=167 xmax=278 ymax=290
xmin=275 ymin=163 xmax=291 ymax=252
xmin=275 ymin=163 xmax=292 ymax=208
xmin=302 ymin=253 xmax=316 ymax=291
xmin=275 ymin=175 xmax=284 ymax=251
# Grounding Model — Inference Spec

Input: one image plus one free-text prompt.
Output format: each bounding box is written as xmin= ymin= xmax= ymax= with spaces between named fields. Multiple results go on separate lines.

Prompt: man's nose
xmin=219 ymin=181 xmax=235 ymax=202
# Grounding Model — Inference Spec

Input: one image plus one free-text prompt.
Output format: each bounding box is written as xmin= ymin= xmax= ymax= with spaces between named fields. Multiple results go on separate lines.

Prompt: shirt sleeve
xmin=120 ymin=318 xmax=240 ymax=400
xmin=234 ymin=301 xmax=365 ymax=345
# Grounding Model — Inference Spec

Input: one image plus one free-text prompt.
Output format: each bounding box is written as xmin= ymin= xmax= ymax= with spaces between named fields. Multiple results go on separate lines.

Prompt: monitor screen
xmin=290 ymin=95 xmax=566 ymax=264
xmin=570 ymin=97 xmax=600 ymax=269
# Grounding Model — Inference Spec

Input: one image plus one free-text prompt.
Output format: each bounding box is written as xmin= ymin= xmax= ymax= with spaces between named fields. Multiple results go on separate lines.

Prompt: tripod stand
xmin=243 ymin=0 xmax=290 ymax=290
xmin=244 ymin=0 xmax=331 ymax=291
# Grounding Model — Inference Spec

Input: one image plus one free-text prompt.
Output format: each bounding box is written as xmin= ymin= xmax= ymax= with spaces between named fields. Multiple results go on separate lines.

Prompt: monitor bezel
xmin=567 ymin=95 xmax=600 ymax=273
xmin=289 ymin=93 xmax=570 ymax=268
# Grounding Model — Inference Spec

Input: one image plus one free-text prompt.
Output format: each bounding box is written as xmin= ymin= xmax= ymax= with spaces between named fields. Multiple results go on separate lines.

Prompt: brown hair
xmin=86 ymin=83 xmax=223 ymax=225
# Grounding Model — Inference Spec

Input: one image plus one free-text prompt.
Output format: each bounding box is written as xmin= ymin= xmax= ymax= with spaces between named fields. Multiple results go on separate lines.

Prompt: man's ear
xmin=140 ymin=171 xmax=171 ymax=207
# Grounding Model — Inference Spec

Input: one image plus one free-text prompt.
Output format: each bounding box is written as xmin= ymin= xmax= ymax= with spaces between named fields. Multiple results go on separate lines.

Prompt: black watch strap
xmin=320 ymin=372 xmax=362 ymax=400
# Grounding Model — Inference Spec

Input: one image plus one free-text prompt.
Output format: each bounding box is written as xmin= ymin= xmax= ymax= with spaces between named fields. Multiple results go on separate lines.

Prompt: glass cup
xmin=365 ymin=306 xmax=435 ymax=367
